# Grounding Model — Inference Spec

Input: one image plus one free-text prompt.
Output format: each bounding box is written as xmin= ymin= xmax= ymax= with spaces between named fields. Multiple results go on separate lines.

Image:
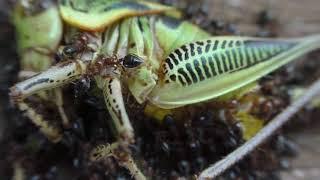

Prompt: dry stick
xmin=199 ymin=77 xmax=320 ymax=179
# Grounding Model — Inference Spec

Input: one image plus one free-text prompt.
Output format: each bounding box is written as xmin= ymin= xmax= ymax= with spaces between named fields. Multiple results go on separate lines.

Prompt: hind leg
xmin=18 ymin=99 xmax=63 ymax=143
xmin=90 ymin=143 xmax=145 ymax=180
xmin=53 ymin=88 xmax=70 ymax=128
xmin=90 ymin=75 xmax=145 ymax=180
xmin=17 ymin=70 xmax=71 ymax=128
xmin=10 ymin=60 xmax=88 ymax=142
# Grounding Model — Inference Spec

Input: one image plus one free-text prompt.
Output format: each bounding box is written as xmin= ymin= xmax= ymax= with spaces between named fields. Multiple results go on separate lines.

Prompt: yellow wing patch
xmin=59 ymin=0 xmax=180 ymax=31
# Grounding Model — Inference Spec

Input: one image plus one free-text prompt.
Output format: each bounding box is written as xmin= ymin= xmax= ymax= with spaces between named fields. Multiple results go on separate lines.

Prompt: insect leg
xmin=95 ymin=75 xmax=134 ymax=143
xmin=93 ymin=76 xmax=145 ymax=179
xmin=54 ymin=88 xmax=70 ymax=128
xmin=17 ymin=70 xmax=71 ymax=128
xmin=18 ymin=101 xmax=62 ymax=143
xmin=90 ymin=143 xmax=146 ymax=180
xmin=10 ymin=60 xmax=87 ymax=101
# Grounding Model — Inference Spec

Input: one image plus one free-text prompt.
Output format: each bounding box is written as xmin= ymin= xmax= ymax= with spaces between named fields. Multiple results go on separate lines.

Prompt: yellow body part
xmin=236 ymin=112 xmax=264 ymax=140
xmin=59 ymin=0 xmax=180 ymax=31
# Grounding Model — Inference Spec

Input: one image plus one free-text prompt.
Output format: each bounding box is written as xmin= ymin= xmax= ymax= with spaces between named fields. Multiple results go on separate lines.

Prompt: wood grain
xmin=207 ymin=0 xmax=320 ymax=36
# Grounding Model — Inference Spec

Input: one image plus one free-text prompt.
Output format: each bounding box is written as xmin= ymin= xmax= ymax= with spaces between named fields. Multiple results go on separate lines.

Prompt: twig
xmin=199 ymin=77 xmax=320 ymax=179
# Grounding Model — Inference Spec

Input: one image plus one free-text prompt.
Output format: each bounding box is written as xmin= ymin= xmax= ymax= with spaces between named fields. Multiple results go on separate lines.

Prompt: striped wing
xmin=150 ymin=35 xmax=320 ymax=109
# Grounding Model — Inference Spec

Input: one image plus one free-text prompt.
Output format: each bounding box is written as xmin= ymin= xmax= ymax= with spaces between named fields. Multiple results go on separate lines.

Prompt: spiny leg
xmin=53 ymin=88 xmax=70 ymax=128
xmin=14 ymin=89 xmax=67 ymax=143
xmin=9 ymin=33 xmax=100 ymax=140
xmin=10 ymin=60 xmax=88 ymax=101
xmin=90 ymin=143 xmax=146 ymax=180
xmin=18 ymin=100 xmax=62 ymax=143
xmin=91 ymin=76 xmax=145 ymax=179
xmin=9 ymin=59 xmax=89 ymax=142
xmin=18 ymin=70 xmax=71 ymax=128
xmin=95 ymin=75 xmax=134 ymax=143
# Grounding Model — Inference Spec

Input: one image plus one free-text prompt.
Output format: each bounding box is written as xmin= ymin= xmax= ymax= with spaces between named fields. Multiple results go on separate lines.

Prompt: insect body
xmin=10 ymin=0 xmax=320 ymax=179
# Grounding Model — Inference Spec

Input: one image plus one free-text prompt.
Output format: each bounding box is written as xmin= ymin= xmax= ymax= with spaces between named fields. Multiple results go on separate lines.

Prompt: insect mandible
xmin=10 ymin=0 xmax=320 ymax=179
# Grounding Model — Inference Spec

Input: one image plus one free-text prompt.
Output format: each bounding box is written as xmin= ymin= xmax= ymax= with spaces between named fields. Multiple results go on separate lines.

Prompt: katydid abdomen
xmin=150 ymin=35 xmax=320 ymax=109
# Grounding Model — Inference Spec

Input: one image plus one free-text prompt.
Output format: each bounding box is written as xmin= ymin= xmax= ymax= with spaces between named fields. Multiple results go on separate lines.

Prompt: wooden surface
xmin=207 ymin=0 xmax=320 ymax=36
xmin=281 ymin=125 xmax=320 ymax=180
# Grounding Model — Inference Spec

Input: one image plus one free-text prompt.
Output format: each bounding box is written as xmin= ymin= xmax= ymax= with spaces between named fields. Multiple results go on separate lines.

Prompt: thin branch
xmin=199 ymin=77 xmax=320 ymax=179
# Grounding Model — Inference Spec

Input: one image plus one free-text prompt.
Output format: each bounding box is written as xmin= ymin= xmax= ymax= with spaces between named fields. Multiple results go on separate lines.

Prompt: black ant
xmin=54 ymin=32 xmax=90 ymax=63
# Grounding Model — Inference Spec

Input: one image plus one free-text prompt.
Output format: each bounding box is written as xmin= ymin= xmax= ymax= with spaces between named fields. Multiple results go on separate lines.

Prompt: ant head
xmin=122 ymin=54 xmax=144 ymax=68
xmin=62 ymin=45 xmax=78 ymax=58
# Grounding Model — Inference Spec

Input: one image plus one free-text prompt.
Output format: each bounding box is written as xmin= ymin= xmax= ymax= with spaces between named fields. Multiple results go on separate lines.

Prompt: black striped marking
xmin=208 ymin=56 xmax=217 ymax=76
xmin=221 ymin=40 xmax=227 ymax=49
xmin=231 ymin=49 xmax=239 ymax=68
xmin=186 ymin=63 xmax=198 ymax=83
xmin=177 ymin=76 xmax=186 ymax=86
xmin=231 ymin=40 xmax=297 ymax=71
xmin=169 ymin=53 xmax=179 ymax=65
xmin=201 ymin=56 xmax=212 ymax=78
xmin=163 ymin=39 xmax=297 ymax=86
xmin=137 ymin=18 xmax=144 ymax=32
xmin=197 ymin=46 xmax=203 ymax=55
xmin=174 ymin=49 xmax=183 ymax=62
xmin=238 ymin=47 xmax=244 ymax=66
xmin=213 ymin=54 xmax=223 ymax=74
xmin=244 ymin=47 xmax=252 ymax=66
xmin=190 ymin=43 xmax=196 ymax=56
xmin=181 ymin=45 xmax=189 ymax=60
xmin=235 ymin=41 xmax=241 ymax=46
xmin=23 ymin=78 xmax=50 ymax=90
xmin=178 ymin=68 xmax=192 ymax=85
xmin=196 ymin=41 xmax=204 ymax=46
xmin=220 ymin=53 xmax=228 ymax=72
xmin=165 ymin=58 xmax=174 ymax=70
xmin=194 ymin=59 xmax=205 ymax=81
xmin=169 ymin=74 xmax=177 ymax=81
xmin=257 ymin=47 xmax=265 ymax=59
xmin=212 ymin=40 xmax=219 ymax=51
xmin=205 ymin=41 xmax=212 ymax=53
xmin=228 ymin=41 xmax=234 ymax=48
xmin=250 ymin=48 xmax=258 ymax=63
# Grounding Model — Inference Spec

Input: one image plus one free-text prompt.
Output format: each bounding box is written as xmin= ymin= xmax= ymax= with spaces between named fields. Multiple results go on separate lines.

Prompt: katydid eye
xmin=122 ymin=54 xmax=144 ymax=68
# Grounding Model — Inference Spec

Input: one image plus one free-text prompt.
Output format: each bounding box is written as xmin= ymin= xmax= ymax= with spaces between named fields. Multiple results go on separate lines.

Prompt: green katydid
xmin=10 ymin=0 xmax=320 ymax=179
